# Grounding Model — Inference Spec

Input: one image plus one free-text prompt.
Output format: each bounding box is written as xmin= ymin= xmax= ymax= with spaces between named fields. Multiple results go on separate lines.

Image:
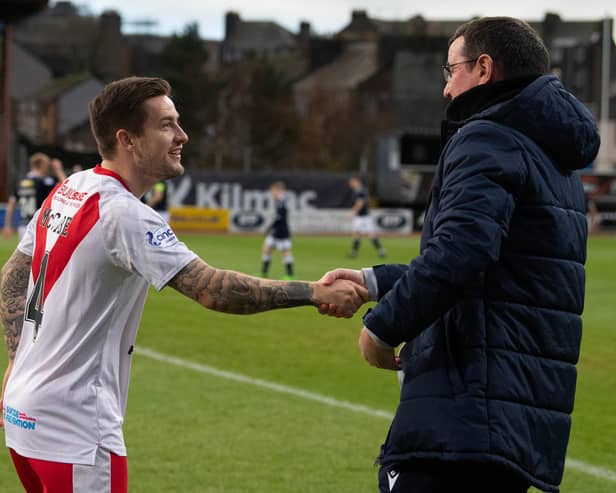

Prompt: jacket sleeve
xmin=364 ymin=122 xmax=527 ymax=347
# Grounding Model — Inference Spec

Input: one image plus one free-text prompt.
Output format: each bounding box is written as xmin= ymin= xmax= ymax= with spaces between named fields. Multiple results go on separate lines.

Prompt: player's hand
xmin=311 ymin=279 xmax=368 ymax=318
xmin=50 ymin=158 xmax=66 ymax=180
xmin=318 ymin=269 xmax=365 ymax=316
xmin=359 ymin=327 xmax=400 ymax=371
xmin=2 ymin=226 xmax=14 ymax=241
xmin=0 ymin=360 xmax=14 ymax=428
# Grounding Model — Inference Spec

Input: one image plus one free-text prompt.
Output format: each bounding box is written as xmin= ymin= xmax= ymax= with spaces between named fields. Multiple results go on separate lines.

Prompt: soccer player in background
xmin=144 ymin=180 xmax=170 ymax=222
xmin=348 ymin=176 xmax=386 ymax=258
xmin=260 ymin=181 xmax=294 ymax=279
xmin=2 ymin=154 xmax=66 ymax=240
xmin=0 ymin=76 xmax=367 ymax=493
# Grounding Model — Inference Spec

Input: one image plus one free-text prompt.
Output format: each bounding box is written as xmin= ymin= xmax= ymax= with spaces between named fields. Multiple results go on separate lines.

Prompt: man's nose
xmin=442 ymin=82 xmax=451 ymax=100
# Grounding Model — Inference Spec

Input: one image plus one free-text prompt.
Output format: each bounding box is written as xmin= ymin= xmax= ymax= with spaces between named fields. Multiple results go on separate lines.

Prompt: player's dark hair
xmin=451 ymin=17 xmax=549 ymax=79
xmin=89 ymin=77 xmax=172 ymax=159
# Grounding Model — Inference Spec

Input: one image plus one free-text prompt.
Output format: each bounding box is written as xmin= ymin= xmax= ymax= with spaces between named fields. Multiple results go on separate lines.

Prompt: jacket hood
xmin=473 ymin=75 xmax=600 ymax=170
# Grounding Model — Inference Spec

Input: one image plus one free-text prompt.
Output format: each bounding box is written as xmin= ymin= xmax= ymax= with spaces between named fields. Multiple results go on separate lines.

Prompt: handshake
xmin=308 ymin=268 xmax=400 ymax=371
xmin=309 ymin=268 xmax=370 ymax=318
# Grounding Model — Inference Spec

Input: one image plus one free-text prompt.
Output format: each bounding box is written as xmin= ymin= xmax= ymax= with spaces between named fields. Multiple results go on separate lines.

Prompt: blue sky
xmin=74 ymin=0 xmax=616 ymax=39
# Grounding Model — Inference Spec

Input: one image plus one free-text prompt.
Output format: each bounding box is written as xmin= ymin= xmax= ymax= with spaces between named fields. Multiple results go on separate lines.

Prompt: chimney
xmin=299 ymin=21 xmax=310 ymax=41
xmin=542 ymin=12 xmax=561 ymax=43
xmin=225 ymin=11 xmax=240 ymax=39
xmin=99 ymin=10 xmax=121 ymax=32
xmin=352 ymin=10 xmax=368 ymax=24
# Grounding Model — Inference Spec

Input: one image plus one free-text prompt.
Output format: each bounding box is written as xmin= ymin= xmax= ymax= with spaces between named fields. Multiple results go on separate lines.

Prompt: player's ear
xmin=116 ymin=129 xmax=134 ymax=151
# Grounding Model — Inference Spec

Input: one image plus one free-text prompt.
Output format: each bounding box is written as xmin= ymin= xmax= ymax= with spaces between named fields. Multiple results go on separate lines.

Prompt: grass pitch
xmin=1 ymin=234 xmax=614 ymax=492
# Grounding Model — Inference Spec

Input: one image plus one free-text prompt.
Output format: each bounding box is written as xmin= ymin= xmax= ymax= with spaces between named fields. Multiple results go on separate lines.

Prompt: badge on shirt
xmin=145 ymin=226 xmax=178 ymax=248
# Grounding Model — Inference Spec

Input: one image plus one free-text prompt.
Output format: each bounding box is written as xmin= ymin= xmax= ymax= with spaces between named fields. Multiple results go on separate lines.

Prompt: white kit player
xmin=0 ymin=77 xmax=367 ymax=493
xmin=348 ymin=177 xmax=386 ymax=258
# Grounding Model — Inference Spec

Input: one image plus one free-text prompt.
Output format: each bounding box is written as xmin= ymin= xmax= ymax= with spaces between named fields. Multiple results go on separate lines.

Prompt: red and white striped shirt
xmin=3 ymin=166 xmax=197 ymax=465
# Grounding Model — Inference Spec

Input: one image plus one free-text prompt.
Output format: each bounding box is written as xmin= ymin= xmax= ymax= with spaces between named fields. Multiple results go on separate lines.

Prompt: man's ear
xmin=116 ymin=129 xmax=133 ymax=151
xmin=477 ymin=54 xmax=497 ymax=83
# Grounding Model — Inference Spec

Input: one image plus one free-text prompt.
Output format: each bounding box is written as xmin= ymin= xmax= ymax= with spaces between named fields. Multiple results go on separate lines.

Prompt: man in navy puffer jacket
xmin=321 ymin=17 xmax=600 ymax=493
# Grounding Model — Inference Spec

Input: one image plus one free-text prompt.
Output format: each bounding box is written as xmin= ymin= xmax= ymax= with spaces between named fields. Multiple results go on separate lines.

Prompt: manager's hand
xmin=312 ymin=279 xmax=368 ymax=318
xmin=359 ymin=327 xmax=400 ymax=370
xmin=318 ymin=268 xmax=365 ymax=317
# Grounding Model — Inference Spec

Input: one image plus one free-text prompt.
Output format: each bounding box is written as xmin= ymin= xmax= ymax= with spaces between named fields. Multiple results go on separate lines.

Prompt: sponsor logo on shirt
xmin=146 ymin=226 xmax=178 ymax=248
xmin=3 ymin=406 xmax=37 ymax=431
xmin=56 ymin=181 xmax=89 ymax=202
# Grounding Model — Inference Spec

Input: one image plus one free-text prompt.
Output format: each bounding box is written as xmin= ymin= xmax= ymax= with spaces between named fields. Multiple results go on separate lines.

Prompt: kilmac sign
xmin=166 ymin=172 xmax=413 ymax=234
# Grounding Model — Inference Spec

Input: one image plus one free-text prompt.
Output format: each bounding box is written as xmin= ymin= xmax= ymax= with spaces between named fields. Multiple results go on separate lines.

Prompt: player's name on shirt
xmin=38 ymin=207 xmax=73 ymax=238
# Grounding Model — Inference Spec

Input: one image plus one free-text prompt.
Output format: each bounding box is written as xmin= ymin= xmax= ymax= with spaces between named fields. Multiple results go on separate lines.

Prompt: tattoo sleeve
xmin=0 ymin=250 xmax=32 ymax=361
xmin=168 ymin=259 xmax=314 ymax=314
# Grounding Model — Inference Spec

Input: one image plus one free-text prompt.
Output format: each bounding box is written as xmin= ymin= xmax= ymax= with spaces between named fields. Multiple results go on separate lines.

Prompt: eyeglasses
xmin=442 ymin=58 xmax=478 ymax=82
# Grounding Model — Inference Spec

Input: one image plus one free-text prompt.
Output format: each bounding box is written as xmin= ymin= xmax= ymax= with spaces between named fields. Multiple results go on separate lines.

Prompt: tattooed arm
xmin=1 ymin=249 xmax=31 ymax=426
xmin=0 ymin=249 xmax=31 ymax=361
xmin=168 ymin=258 xmax=368 ymax=316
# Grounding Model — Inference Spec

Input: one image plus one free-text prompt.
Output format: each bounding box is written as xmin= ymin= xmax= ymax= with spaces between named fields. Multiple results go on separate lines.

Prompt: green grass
xmin=1 ymin=234 xmax=615 ymax=492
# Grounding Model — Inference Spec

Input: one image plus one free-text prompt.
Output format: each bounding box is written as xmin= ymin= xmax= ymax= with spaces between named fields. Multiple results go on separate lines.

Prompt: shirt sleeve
xmin=361 ymin=267 xmax=379 ymax=301
xmin=102 ymin=196 xmax=197 ymax=291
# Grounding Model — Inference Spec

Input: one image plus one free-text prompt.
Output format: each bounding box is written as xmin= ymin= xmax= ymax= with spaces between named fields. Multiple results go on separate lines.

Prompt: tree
xmin=159 ymin=23 xmax=218 ymax=167
xmin=209 ymin=58 xmax=301 ymax=171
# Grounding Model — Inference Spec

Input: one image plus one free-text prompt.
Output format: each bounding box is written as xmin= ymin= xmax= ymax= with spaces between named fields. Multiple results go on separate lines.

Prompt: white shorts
xmin=265 ymin=236 xmax=292 ymax=251
xmin=352 ymin=216 xmax=375 ymax=235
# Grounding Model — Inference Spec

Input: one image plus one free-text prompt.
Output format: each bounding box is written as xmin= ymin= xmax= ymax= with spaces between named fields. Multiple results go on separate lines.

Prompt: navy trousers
xmin=378 ymin=460 xmax=531 ymax=493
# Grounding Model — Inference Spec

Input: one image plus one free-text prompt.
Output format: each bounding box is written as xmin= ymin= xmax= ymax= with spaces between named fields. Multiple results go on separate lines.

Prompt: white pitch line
xmin=137 ymin=346 xmax=394 ymax=420
xmin=137 ymin=346 xmax=616 ymax=483
xmin=565 ymin=458 xmax=616 ymax=483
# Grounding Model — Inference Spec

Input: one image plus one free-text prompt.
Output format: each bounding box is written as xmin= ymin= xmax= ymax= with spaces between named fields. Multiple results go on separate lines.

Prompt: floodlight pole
xmin=0 ymin=22 xmax=11 ymax=202
xmin=598 ymin=17 xmax=612 ymax=172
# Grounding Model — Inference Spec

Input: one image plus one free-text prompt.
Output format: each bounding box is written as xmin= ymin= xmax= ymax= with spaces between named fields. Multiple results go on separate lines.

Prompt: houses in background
xmin=6 ymin=3 xmax=616 ymax=174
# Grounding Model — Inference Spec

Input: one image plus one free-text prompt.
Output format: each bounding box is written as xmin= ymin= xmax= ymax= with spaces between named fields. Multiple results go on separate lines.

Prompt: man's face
xmin=270 ymin=186 xmax=283 ymax=199
xmin=31 ymin=156 xmax=51 ymax=176
xmin=131 ymin=95 xmax=188 ymax=181
xmin=40 ymin=158 xmax=52 ymax=176
xmin=443 ymin=37 xmax=483 ymax=100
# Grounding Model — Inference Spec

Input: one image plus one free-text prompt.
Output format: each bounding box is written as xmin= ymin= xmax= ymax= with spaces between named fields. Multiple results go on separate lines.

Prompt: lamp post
xmin=597 ymin=17 xmax=613 ymax=172
xmin=1 ymin=21 xmax=11 ymax=202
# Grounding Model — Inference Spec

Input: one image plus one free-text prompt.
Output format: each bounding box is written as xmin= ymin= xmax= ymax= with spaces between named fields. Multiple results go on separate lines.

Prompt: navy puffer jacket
xmin=363 ymin=75 xmax=600 ymax=492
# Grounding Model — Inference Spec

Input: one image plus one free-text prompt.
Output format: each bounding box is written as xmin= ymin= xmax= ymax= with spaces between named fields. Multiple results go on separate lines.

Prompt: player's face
xmin=132 ymin=95 xmax=188 ymax=181
xmin=32 ymin=157 xmax=51 ymax=176
xmin=270 ymin=186 xmax=283 ymax=199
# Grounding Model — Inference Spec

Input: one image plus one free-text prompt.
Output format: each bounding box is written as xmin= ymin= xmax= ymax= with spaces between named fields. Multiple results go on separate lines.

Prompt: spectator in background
xmin=144 ymin=181 xmax=170 ymax=222
xmin=348 ymin=176 xmax=386 ymax=258
xmin=2 ymin=153 xmax=66 ymax=240
xmin=261 ymin=181 xmax=294 ymax=280
xmin=321 ymin=17 xmax=600 ymax=493
xmin=0 ymin=77 xmax=367 ymax=493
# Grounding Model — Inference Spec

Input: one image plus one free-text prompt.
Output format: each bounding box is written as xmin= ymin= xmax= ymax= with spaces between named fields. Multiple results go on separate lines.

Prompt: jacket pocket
xmin=443 ymin=316 xmax=465 ymax=395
